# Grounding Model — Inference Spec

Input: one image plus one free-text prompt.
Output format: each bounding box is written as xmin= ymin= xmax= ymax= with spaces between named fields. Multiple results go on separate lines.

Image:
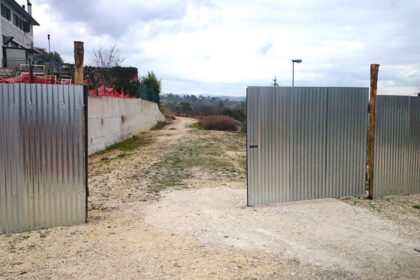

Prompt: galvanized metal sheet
xmin=408 ymin=97 xmax=420 ymax=195
xmin=290 ymin=87 xmax=328 ymax=201
xmin=247 ymin=87 xmax=292 ymax=205
xmin=247 ymin=87 xmax=368 ymax=206
xmin=325 ymin=88 xmax=368 ymax=198
xmin=0 ymin=84 xmax=86 ymax=234
xmin=373 ymin=96 xmax=420 ymax=198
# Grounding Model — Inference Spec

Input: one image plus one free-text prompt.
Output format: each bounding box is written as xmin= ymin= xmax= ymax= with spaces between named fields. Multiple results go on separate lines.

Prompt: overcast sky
xmin=27 ymin=0 xmax=420 ymax=96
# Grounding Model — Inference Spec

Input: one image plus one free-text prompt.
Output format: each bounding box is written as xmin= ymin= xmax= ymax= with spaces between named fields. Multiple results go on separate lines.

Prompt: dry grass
xmin=152 ymin=121 xmax=171 ymax=130
xmin=198 ymin=115 xmax=236 ymax=131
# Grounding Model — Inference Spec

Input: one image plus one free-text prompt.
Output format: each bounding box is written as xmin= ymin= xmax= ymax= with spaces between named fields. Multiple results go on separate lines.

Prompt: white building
xmin=0 ymin=0 xmax=39 ymax=69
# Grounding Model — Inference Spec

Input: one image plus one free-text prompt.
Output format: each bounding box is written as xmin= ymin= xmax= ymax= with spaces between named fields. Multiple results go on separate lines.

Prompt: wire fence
xmin=137 ymin=83 xmax=160 ymax=104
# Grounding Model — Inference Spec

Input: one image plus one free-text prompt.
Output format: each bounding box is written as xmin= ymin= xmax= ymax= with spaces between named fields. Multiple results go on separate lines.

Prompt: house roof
xmin=4 ymin=0 xmax=40 ymax=25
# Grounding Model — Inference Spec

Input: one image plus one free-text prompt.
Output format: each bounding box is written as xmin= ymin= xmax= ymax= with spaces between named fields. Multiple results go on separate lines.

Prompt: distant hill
xmin=200 ymin=95 xmax=246 ymax=102
xmin=163 ymin=93 xmax=245 ymax=102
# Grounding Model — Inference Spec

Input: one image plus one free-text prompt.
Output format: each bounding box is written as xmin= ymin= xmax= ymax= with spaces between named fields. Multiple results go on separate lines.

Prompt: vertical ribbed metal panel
xmin=247 ymin=87 xmax=291 ymax=205
xmin=373 ymin=96 xmax=420 ymax=198
xmin=325 ymin=88 xmax=368 ymax=197
xmin=290 ymin=87 xmax=328 ymax=201
xmin=408 ymin=97 xmax=420 ymax=195
xmin=0 ymin=84 xmax=86 ymax=234
xmin=247 ymin=87 xmax=368 ymax=205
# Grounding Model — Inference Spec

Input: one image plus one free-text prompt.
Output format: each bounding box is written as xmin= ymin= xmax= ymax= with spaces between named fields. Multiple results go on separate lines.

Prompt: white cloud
xmin=25 ymin=0 xmax=420 ymax=96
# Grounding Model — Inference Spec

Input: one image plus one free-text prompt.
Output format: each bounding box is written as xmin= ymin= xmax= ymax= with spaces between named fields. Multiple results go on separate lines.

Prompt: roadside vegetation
xmin=152 ymin=121 xmax=171 ymax=130
xmin=198 ymin=115 xmax=236 ymax=131
xmin=104 ymin=135 xmax=151 ymax=153
xmin=89 ymin=134 xmax=152 ymax=176
xmin=162 ymin=93 xmax=246 ymax=131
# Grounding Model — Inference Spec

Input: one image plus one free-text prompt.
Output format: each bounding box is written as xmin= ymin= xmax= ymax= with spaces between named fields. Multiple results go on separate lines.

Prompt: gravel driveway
xmin=1 ymin=116 xmax=419 ymax=280
xmin=146 ymin=187 xmax=420 ymax=279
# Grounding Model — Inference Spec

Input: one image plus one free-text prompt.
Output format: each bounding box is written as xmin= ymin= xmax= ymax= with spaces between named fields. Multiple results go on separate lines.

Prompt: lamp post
xmin=292 ymin=59 xmax=302 ymax=87
xmin=48 ymin=34 xmax=51 ymax=74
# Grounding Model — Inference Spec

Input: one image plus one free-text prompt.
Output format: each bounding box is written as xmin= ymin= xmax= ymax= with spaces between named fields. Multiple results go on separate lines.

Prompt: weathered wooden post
xmin=74 ymin=41 xmax=84 ymax=85
xmin=74 ymin=41 xmax=88 ymax=221
xmin=367 ymin=64 xmax=380 ymax=199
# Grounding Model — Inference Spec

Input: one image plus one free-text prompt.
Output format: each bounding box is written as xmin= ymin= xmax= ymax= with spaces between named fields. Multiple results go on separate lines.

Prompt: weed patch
xmin=152 ymin=121 xmax=171 ymax=130
xmin=144 ymin=132 xmax=246 ymax=194
xmin=187 ymin=123 xmax=200 ymax=130
xmin=104 ymin=135 xmax=151 ymax=153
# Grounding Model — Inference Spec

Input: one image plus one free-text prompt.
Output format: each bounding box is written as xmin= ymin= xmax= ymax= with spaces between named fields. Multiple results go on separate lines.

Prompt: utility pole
xmin=74 ymin=41 xmax=84 ymax=85
xmin=367 ymin=64 xmax=380 ymax=199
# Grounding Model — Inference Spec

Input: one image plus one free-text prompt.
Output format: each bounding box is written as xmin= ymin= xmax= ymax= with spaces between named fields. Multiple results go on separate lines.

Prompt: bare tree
xmin=90 ymin=45 xmax=124 ymax=68
xmin=88 ymin=45 xmax=125 ymax=87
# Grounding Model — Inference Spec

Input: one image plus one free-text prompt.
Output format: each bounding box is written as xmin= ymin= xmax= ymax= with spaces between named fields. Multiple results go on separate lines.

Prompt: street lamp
xmin=48 ymin=34 xmax=51 ymax=74
xmin=292 ymin=59 xmax=302 ymax=87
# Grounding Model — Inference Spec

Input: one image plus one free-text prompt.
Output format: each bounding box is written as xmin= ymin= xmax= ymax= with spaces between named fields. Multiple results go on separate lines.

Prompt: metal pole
xmin=292 ymin=62 xmax=295 ymax=87
xmin=29 ymin=53 xmax=33 ymax=83
xmin=48 ymin=34 xmax=51 ymax=74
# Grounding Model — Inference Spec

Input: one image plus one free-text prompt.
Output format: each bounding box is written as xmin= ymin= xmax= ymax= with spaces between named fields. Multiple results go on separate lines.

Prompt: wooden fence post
xmin=74 ymin=41 xmax=84 ymax=85
xmin=367 ymin=64 xmax=380 ymax=199
xmin=74 ymin=41 xmax=88 ymax=221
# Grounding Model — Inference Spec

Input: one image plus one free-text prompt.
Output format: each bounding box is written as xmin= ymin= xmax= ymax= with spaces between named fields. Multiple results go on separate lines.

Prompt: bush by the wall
xmin=160 ymin=105 xmax=173 ymax=119
xmin=198 ymin=115 xmax=236 ymax=131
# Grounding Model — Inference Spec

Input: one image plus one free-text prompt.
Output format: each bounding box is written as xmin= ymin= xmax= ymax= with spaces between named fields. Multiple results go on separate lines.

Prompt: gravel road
xmin=1 ymin=116 xmax=419 ymax=280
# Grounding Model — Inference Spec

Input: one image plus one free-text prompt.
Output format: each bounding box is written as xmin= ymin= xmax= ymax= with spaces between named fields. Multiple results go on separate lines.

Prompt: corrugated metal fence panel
xmin=247 ymin=87 xmax=368 ymax=205
xmin=0 ymin=84 xmax=86 ymax=234
xmin=247 ymin=87 xmax=291 ymax=205
xmin=290 ymin=87 xmax=328 ymax=201
xmin=0 ymin=84 xmax=23 ymax=233
xmin=408 ymin=98 xmax=420 ymax=195
xmin=325 ymin=88 xmax=368 ymax=198
xmin=374 ymin=96 xmax=420 ymax=198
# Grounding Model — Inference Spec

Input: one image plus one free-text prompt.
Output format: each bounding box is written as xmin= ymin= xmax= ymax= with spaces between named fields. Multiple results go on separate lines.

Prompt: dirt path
xmin=1 ymin=116 xmax=419 ymax=280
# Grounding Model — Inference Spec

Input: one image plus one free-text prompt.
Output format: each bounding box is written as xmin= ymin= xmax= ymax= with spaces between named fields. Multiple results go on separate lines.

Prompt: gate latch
xmin=249 ymin=144 xmax=258 ymax=148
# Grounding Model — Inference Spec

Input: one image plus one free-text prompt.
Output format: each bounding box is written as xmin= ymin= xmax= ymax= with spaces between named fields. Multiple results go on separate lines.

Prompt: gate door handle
xmin=249 ymin=144 xmax=258 ymax=148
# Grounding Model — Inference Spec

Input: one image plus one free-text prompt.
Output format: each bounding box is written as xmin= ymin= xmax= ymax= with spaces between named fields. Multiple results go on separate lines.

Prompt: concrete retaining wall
xmin=88 ymin=97 xmax=165 ymax=155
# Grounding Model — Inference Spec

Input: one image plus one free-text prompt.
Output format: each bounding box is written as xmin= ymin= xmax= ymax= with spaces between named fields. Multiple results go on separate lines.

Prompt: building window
xmin=13 ymin=14 xmax=30 ymax=32
xmin=23 ymin=22 xmax=30 ymax=32
xmin=1 ymin=4 xmax=11 ymax=20
xmin=14 ymin=14 xmax=23 ymax=29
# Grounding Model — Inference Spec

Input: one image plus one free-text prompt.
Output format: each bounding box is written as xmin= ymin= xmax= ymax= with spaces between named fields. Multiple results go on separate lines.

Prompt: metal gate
xmin=247 ymin=87 xmax=368 ymax=206
xmin=373 ymin=96 xmax=420 ymax=198
xmin=0 ymin=84 xmax=87 ymax=234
